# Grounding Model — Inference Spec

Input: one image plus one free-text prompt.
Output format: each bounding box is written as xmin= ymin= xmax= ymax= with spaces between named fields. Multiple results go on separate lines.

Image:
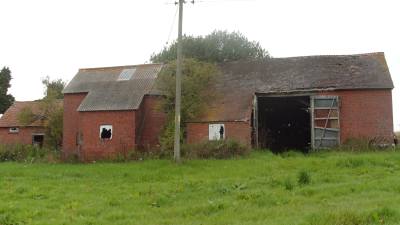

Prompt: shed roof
xmin=0 ymin=101 xmax=59 ymax=127
xmin=63 ymin=64 xmax=163 ymax=111
xmin=195 ymin=52 xmax=394 ymax=122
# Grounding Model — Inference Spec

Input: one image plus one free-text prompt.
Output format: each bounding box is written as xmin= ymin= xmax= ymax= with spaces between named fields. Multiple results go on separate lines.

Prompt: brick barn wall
xmin=0 ymin=127 xmax=45 ymax=145
xmin=62 ymin=93 xmax=167 ymax=161
xmin=62 ymin=93 xmax=87 ymax=157
xmin=186 ymin=121 xmax=252 ymax=146
xmin=319 ymin=89 xmax=393 ymax=144
xmin=137 ymin=96 xmax=167 ymax=149
xmin=79 ymin=110 xmax=136 ymax=161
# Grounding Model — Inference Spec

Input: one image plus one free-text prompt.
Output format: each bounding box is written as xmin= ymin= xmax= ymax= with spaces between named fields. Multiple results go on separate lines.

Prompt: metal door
xmin=311 ymin=96 xmax=340 ymax=149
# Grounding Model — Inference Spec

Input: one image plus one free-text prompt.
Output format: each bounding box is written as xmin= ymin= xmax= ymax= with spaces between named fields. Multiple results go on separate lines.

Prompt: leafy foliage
xmin=41 ymin=76 xmax=66 ymax=100
xmin=17 ymin=77 xmax=65 ymax=149
xmin=156 ymin=59 xmax=219 ymax=150
xmin=151 ymin=30 xmax=269 ymax=63
xmin=0 ymin=67 xmax=15 ymax=113
xmin=17 ymin=106 xmax=37 ymax=125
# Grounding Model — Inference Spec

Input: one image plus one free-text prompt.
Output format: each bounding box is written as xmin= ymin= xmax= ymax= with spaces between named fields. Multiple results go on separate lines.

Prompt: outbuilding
xmin=62 ymin=64 xmax=166 ymax=160
xmin=0 ymin=101 xmax=47 ymax=146
xmin=186 ymin=52 xmax=394 ymax=152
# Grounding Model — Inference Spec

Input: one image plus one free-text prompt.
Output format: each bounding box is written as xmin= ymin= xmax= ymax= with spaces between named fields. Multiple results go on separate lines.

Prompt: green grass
xmin=1 ymin=150 xmax=400 ymax=225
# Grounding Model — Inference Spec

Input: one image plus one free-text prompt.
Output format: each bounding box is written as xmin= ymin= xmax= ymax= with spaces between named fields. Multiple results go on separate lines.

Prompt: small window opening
xmin=9 ymin=127 xmax=19 ymax=133
xmin=100 ymin=125 xmax=112 ymax=140
xmin=32 ymin=134 xmax=44 ymax=147
xmin=209 ymin=124 xmax=225 ymax=140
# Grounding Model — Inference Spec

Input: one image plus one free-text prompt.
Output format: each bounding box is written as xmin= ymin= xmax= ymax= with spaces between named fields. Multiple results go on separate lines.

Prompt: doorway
xmin=32 ymin=134 xmax=44 ymax=147
xmin=257 ymin=96 xmax=311 ymax=153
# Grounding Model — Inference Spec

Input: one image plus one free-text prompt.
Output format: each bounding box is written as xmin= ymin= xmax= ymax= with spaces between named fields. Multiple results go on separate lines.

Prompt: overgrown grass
xmin=1 ymin=150 xmax=400 ymax=224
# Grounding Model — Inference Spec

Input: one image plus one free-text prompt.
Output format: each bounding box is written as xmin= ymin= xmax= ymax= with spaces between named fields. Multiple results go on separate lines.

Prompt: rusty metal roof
xmin=194 ymin=52 xmax=394 ymax=122
xmin=63 ymin=64 xmax=163 ymax=111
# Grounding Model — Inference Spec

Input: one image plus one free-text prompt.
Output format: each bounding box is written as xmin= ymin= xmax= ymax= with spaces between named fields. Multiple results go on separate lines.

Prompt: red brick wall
xmin=186 ymin=89 xmax=393 ymax=148
xmin=0 ymin=127 xmax=45 ymax=145
xmin=63 ymin=93 xmax=167 ymax=161
xmin=319 ymin=89 xmax=393 ymax=144
xmin=186 ymin=121 xmax=252 ymax=146
xmin=79 ymin=110 xmax=136 ymax=160
xmin=137 ymin=96 xmax=167 ymax=149
xmin=63 ymin=93 xmax=87 ymax=157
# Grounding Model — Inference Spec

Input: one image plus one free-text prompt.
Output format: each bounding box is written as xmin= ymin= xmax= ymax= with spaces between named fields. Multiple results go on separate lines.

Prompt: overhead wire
xmin=165 ymin=4 xmax=179 ymax=45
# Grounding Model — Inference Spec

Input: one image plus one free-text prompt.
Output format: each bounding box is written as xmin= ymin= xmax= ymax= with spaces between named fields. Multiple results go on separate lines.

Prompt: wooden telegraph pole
xmin=174 ymin=0 xmax=184 ymax=163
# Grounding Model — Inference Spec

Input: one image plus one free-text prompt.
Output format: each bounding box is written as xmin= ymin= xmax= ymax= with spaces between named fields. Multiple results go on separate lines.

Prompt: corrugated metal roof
xmin=193 ymin=52 xmax=394 ymax=122
xmin=63 ymin=64 xmax=163 ymax=111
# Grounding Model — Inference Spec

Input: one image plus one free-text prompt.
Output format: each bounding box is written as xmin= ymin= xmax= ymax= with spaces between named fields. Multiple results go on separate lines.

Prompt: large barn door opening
xmin=311 ymin=96 xmax=340 ymax=149
xmin=257 ymin=96 xmax=311 ymax=153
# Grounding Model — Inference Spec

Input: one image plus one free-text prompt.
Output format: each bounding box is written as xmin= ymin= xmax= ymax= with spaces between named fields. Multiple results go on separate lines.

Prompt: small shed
xmin=0 ymin=101 xmax=47 ymax=146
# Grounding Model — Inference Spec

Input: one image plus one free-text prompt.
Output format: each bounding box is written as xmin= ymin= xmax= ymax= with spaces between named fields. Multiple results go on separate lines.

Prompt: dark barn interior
xmin=257 ymin=96 xmax=311 ymax=153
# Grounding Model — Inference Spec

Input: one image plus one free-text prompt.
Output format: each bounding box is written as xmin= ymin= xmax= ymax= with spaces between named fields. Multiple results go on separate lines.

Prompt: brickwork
xmin=62 ymin=94 xmax=167 ymax=161
xmin=0 ymin=127 xmax=45 ymax=145
xmin=186 ymin=121 xmax=252 ymax=146
xmin=62 ymin=93 xmax=87 ymax=157
xmin=79 ymin=110 xmax=136 ymax=161
xmin=186 ymin=89 xmax=394 ymax=147
xmin=138 ymin=96 xmax=167 ymax=149
xmin=319 ymin=89 xmax=393 ymax=144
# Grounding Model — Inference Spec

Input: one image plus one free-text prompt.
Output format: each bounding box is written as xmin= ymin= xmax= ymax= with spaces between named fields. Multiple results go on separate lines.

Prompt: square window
xmin=100 ymin=125 xmax=112 ymax=140
xmin=9 ymin=127 xmax=19 ymax=133
xmin=209 ymin=124 xmax=225 ymax=140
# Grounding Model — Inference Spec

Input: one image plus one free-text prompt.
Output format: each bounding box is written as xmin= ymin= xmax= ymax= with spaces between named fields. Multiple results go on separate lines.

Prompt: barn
xmin=62 ymin=64 xmax=167 ymax=160
xmin=62 ymin=52 xmax=394 ymax=160
xmin=0 ymin=101 xmax=47 ymax=146
xmin=186 ymin=52 xmax=394 ymax=152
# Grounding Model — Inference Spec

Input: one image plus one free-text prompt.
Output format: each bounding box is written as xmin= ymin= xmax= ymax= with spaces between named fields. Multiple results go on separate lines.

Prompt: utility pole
xmin=174 ymin=0 xmax=184 ymax=163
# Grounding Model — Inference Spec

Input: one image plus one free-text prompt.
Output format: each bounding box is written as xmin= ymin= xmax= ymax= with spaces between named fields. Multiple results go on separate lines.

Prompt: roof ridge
xmin=79 ymin=63 xmax=163 ymax=72
xmin=273 ymin=52 xmax=385 ymax=60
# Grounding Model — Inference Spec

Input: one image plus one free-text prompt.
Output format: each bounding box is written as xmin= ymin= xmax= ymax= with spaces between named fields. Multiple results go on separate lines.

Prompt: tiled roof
xmin=193 ymin=52 xmax=394 ymax=122
xmin=0 ymin=101 xmax=45 ymax=127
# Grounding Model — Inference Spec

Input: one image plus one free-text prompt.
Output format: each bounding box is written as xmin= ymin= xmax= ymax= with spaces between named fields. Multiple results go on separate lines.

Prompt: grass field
xmin=1 ymin=150 xmax=400 ymax=225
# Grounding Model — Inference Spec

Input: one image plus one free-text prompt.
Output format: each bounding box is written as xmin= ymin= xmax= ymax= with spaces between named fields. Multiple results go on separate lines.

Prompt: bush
xmin=297 ymin=170 xmax=311 ymax=185
xmin=0 ymin=144 xmax=53 ymax=162
xmin=183 ymin=139 xmax=250 ymax=159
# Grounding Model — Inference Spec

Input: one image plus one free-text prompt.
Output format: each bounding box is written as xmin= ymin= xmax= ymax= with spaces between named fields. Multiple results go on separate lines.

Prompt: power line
xmin=165 ymin=5 xmax=179 ymax=45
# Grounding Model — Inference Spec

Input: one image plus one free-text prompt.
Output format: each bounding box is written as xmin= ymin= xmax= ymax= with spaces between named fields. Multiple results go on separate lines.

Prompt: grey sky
xmin=0 ymin=0 xmax=398 ymax=130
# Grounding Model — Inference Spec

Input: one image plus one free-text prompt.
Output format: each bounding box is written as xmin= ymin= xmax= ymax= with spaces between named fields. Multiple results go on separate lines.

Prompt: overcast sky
xmin=0 ymin=0 xmax=399 ymax=130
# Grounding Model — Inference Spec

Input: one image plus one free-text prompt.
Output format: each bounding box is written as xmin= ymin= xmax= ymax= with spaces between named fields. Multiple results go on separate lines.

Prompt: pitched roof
xmin=0 ymin=101 xmax=44 ymax=127
xmin=194 ymin=52 xmax=394 ymax=122
xmin=63 ymin=64 xmax=163 ymax=111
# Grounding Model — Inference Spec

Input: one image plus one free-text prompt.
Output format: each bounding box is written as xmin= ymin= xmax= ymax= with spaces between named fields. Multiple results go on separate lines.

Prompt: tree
xmin=156 ymin=59 xmax=219 ymax=150
xmin=41 ymin=76 xmax=66 ymax=100
xmin=151 ymin=30 xmax=269 ymax=63
xmin=0 ymin=67 xmax=15 ymax=113
xmin=18 ymin=77 xmax=65 ymax=150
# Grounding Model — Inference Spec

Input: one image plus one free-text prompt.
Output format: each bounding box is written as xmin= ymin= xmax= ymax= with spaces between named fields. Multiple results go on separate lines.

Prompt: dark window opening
xmin=9 ymin=127 xmax=19 ymax=133
xmin=100 ymin=125 xmax=112 ymax=140
xmin=258 ymin=96 xmax=311 ymax=153
xmin=32 ymin=134 xmax=44 ymax=147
